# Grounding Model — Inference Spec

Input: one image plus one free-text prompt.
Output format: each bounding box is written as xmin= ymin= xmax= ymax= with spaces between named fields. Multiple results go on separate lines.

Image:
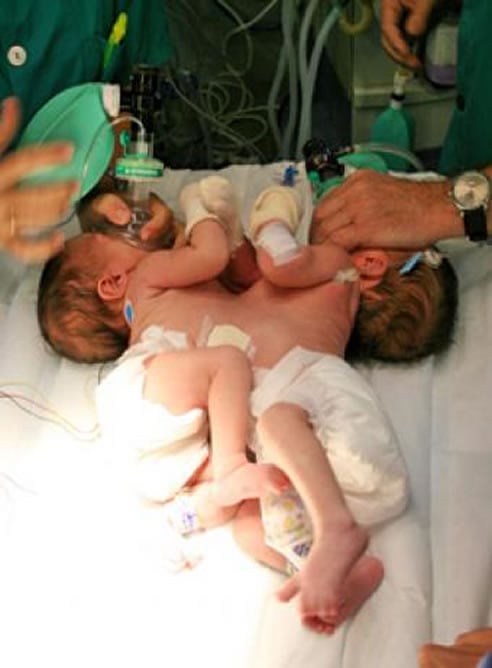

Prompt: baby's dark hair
xmin=37 ymin=239 xmax=129 ymax=363
xmin=346 ymin=256 xmax=458 ymax=364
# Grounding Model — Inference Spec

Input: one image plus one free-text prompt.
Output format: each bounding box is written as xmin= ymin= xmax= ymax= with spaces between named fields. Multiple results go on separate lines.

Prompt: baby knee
xmin=257 ymin=402 xmax=305 ymax=440
xmin=215 ymin=344 xmax=250 ymax=371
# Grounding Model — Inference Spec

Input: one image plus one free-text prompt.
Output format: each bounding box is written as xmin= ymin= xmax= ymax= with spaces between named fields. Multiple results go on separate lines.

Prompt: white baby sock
xmin=248 ymin=186 xmax=303 ymax=265
xmin=179 ymin=176 xmax=243 ymax=250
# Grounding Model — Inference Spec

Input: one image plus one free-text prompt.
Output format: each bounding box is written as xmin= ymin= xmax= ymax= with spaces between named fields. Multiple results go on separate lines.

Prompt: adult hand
xmin=311 ymin=170 xmax=459 ymax=249
xmin=79 ymin=190 xmax=176 ymax=246
xmin=0 ymin=97 xmax=78 ymax=262
xmin=380 ymin=0 xmax=438 ymax=69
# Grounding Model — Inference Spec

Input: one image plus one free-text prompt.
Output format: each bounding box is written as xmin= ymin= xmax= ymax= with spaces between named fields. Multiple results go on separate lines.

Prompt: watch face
xmin=453 ymin=171 xmax=490 ymax=208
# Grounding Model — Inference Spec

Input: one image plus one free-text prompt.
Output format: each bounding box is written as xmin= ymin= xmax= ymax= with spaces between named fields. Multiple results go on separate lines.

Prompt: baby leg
xmin=257 ymin=402 xmax=368 ymax=618
xmin=234 ymin=500 xmax=383 ymax=636
xmin=280 ymin=554 xmax=384 ymax=635
xmin=145 ymin=347 xmax=286 ymax=530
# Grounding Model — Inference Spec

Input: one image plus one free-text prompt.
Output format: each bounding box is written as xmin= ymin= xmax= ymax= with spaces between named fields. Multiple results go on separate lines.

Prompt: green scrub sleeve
xmin=113 ymin=0 xmax=173 ymax=83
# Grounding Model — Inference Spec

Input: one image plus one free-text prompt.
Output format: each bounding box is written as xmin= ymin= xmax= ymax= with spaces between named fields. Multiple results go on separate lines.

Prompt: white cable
xmin=166 ymin=1 xmax=282 ymax=164
xmin=168 ymin=75 xmax=267 ymax=161
xmin=216 ymin=0 xmax=280 ymax=77
xmin=295 ymin=4 xmax=341 ymax=159
xmin=267 ymin=46 xmax=287 ymax=155
xmin=354 ymin=142 xmax=425 ymax=171
xmin=298 ymin=0 xmax=321 ymax=87
xmin=280 ymin=0 xmax=300 ymax=158
xmin=222 ymin=0 xmax=281 ymax=75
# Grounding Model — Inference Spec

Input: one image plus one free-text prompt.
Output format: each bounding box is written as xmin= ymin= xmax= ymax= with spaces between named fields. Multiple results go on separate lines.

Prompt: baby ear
xmin=97 ymin=269 xmax=128 ymax=301
xmin=351 ymin=250 xmax=389 ymax=291
xmin=352 ymin=250 xmax=388 ymax=277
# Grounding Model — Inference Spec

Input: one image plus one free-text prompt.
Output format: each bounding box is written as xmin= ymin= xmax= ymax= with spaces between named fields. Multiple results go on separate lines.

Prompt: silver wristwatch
xmin=450 ymin=171 xmax=490 ymax=242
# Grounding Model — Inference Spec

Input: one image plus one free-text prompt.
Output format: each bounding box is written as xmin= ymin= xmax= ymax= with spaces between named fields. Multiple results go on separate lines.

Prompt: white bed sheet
xmin=0 ymin=163 xmax=491 ymax=668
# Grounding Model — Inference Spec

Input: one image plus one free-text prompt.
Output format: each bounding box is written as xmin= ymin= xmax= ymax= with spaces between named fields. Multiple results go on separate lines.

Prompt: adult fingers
xmin=381 ymin=33 xmax=421 ymax=69
xmin=91 ymin=192 xmax=131 ymax=225
xmin=0 ymin=142 xmax=74 ymax=192
xmin=311 ymin=178 xmax=360 ymax=247
xmin=0 ymin=182 xmax=79 ymax=237
xmin=404 ymin=0 xmax=436 ymax=37
xmin=140 ymin=193 xmax=175 ymax=242
xmin=380 ymin=0 xmax=421 ymax=69
xmin=0 ymin=97 xmax=21 ymax=154
xmin=2 ymin=229 xmax=64 ymax=263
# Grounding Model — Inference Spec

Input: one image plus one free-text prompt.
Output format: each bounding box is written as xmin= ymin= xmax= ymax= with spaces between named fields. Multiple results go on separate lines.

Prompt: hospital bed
xmin=0 ymin=162 xmax=491 ymax=668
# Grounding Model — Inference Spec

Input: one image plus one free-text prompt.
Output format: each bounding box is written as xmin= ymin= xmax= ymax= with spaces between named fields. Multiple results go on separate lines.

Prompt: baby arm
xmin=133 ymin=217 xmax=230 ymax=290
xmin=248 ymin=185 xmax=355 ymax=289
xmin=256 ymin=241 xmax=354 ymax=289
xmin=134 ymin=176 xmax=243 ymax=291
xmin=257 ymin=403 xmax=370 ymax=631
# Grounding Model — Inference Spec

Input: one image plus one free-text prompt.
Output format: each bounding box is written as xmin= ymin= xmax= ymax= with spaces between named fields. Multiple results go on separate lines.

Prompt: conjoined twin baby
xmin=92 ymin=173 xmax=410 ymax=635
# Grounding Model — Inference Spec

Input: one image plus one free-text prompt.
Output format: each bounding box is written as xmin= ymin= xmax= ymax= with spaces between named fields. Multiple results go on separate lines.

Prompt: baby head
xmin=37 ymin=233 xmax=146 ymax=363
xmin=347 ymin=248 xmax=458 ymax=364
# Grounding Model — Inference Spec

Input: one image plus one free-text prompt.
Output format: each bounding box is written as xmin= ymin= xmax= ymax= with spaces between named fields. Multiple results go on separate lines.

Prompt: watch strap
xmin=463 ymin=206 xmax=488 ymax=242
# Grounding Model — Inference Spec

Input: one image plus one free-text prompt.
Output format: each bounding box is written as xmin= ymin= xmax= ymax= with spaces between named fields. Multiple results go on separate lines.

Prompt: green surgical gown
xmin=0 ymin=0 xmax=172 ymax=139
xmin=439 ymin=0 xmax=492 ymax=175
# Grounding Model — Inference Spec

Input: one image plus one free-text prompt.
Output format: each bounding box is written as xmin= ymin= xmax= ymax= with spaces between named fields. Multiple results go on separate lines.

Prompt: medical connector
xmin=399 ymin=248 xmax=443 ymax=275
xmin=115 ymin=130 xmax=164 ymax=235
xmin=302 ymin=138 xmax=344 ymax=182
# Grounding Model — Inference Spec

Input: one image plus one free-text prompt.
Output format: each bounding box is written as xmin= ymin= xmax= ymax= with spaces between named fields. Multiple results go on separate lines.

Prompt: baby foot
xmin=307 ymin=555 xmax=384 ymax=634
xmin=276 ymin=521 xmax=368 ymax=625
xmin=214 ymin=462 xmax=290 ymax=507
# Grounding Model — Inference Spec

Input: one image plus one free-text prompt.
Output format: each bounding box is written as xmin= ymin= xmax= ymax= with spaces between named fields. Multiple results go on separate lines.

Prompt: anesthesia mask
xmin=85 ymin=127 xmax=171 ymax=251
xmin=17 ymin=82 xmax=121 ymax=231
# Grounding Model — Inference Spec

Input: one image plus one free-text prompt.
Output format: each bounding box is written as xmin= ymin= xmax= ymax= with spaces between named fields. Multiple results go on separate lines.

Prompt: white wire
xmin=165 ymin=1 xmax=286 ymax=164
xmin=267 ymin=47 xmax=288 ymax=155
xmin=221 ymin=0 xmax=281 ymax=76
xmin=280 ymin=0 xmax=300 ymax=158
xmin=168 ymin=75 xmax=267 ymax=161
xmin=298 ymin=0 xmax=321 ymax=87
xmin=295 ymin=4 xmax=341 ymax=158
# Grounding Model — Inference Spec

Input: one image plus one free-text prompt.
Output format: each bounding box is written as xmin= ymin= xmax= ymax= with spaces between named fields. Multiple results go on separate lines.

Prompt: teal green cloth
xmin=0 ymin=0 xmax=172 ymax=141
xmin=439 ymin=0 xmax=492 ymax=175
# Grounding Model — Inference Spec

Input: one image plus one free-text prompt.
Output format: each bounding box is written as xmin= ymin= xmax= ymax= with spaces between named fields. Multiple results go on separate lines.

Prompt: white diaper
xmin=95 ymin=326 xmax=209 ymax=502
xmin=251 ymin=347 xmax=409 ymax=528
